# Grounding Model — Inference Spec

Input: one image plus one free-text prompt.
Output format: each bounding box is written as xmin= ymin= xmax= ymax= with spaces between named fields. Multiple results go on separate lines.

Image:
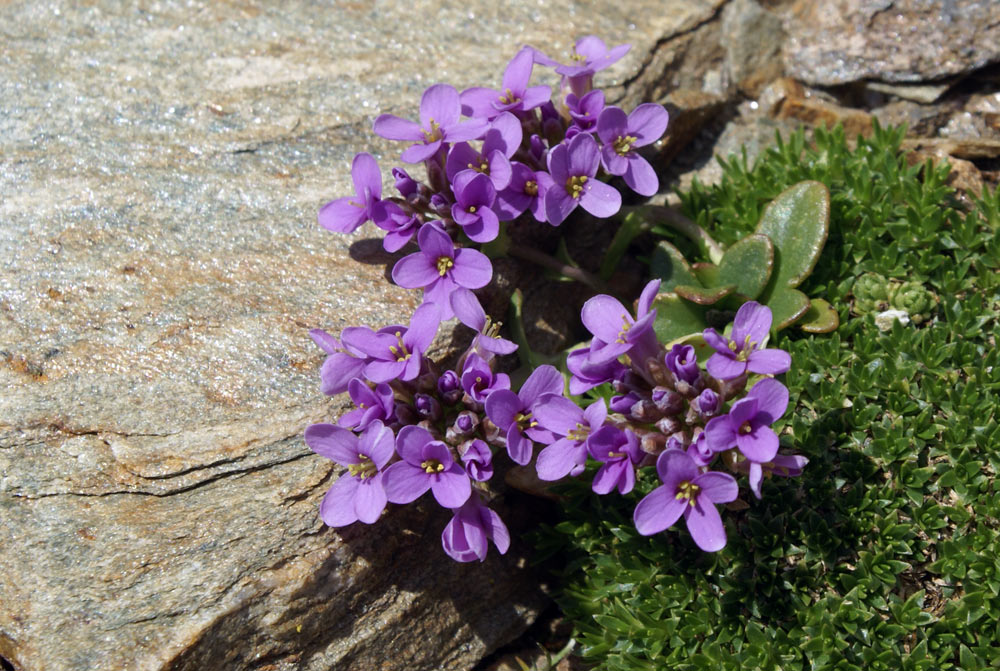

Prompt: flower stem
xmin=642 ymin=204 xmax=725 ymax=265
xmin=507 ymin=245 xmax=613 ymax=295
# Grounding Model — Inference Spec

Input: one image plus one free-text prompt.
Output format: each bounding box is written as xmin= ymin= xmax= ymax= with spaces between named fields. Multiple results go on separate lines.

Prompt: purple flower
xmin=373 ymin=84 xmax=488 ymax=163
xmin=484 ymin=365 xmax=564 ymax=465
xmin=341 ymin=303 xmax=441 ymax=383
xmin=496 ymin=162 xmax=554 ymax=223
xmin=437 ymin=369 xmax=462 ymax=404
xmin=451 ymin=288 xmax=517 ymax=360
xmin=310 ymin=328 xmax=367 ymax=396
xmin=382 ymin=425 xmax=472 ymax=508
xmin=695 ymin=388 xmax=720 ymax=418
xmin=664 ymin=343 xmax=699 ymax=384
xmin=460 ymin=352 xmax=511 ymax=404
xmin=534 ymin=397 xmax=609 ymax=480
xmin=581 ymin=279 xmax=660 ymax=366
xmin=745 ymin=453 xmax=809 ymax=499
xmin=305 ymin=420 xmax=395 ymax=527
xmin=533 ymin=36 xmax=630 ymax=98
xmin=445 ymin=112 xmax=522 ymax=191
xmin=338 ymin=378 xmax=395 ymax=430
xmin=566 ymin=346 xmax=626 ymax=394
xmin=596 ymin=104 xmax=669 ymax=196
xmin=633 ymin=449 xmax=738 ymax=552
xmin=451 ymin=171 xmax=500 ymax=243
xmin=704 ymin=377 xmax=789 ymax=464
xmin=441 ymin=494 xmax=510 ymax=562
xmin=566 ymin=90 xmax=605 ymax=132
xmin=460 ymin=46 xmax=552 ymax=119
xmin=391 ymin=225 xmax=492 ymax=319
xmin=318 ymin=152 xmax=387 ymax=234
xmin=589 ymin=427 xmax=643 ymax=495
xmin=545 ymin=132 xmax=621 ymax=225
xmin=687 ymin=432 xmax=715 ymax=468
xmin=704 ymin=301 xmax=791 ymax=380
xmin=460 ymin=439 xmax=493 ymax=482
xmin=373 ymin=201 xmax=420 ymax=253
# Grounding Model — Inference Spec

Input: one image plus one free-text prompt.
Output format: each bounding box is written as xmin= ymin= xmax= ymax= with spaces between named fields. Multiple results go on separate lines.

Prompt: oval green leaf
xmin=675 ymin=283 xmax=735 ymax=305
xmin=767 ymin=287 xmax=811 ymax=330
xmin=716 ymin=234 xmax=774 ymax=300
xmin=757 ymin=180 xmax=830 ymax=293
xmin=652 ymin=292 xmax=708 ymax=342
xmin=799 ymin=298 xmax=841 ymax=333
xmin=650 ymin=241 xmax=699 ymax=291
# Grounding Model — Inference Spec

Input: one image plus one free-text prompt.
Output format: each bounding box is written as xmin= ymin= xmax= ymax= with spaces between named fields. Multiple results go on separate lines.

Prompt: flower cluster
xmin=306 ymin=37 xmax=806 ymax=561
xmin=318 ymin=36 xmax=668 ymax=320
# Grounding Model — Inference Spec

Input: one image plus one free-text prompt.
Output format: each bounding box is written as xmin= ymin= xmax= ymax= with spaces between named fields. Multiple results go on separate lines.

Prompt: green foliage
xmin=533 ymin=123 xmax=1000 ymax=670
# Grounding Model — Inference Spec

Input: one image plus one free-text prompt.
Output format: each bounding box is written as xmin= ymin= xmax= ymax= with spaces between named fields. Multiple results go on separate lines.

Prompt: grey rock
xmin=721 ymin=0 xmax=786 ymax=97
xmin=0 ymin=0 xmax=726 ymax=669
xmin=783 ymin=0 xmax=1000 ymax=86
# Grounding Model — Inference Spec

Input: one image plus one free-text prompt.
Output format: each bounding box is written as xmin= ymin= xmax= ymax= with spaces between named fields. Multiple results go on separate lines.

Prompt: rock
xmin=0 ymin=1 xmax=730 ymax=669
xmin=783 ymin=0 xmax=1000 ymax=86
xmin=721 ymin=0 xmax=786 ymax=97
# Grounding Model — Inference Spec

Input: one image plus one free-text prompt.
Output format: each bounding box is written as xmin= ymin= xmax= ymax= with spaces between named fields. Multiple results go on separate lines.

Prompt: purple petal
xmin=655 ymin=448 xmax=699 ymax=489
xmin=501 ymin=46 xmax=534 ymax=93
xmin=382 ymin=461 xmax=431 ymax=504
xmin=319 ymin=477 xmax=360 ymax=527
xmin=546 ymin=142 xmax=570 ymax=183
xmin=634 ymin=485 xmax=686 ymax=535
xmin=391 ymin=252 xmax=439 ymax=289
xmin=747 ymin=348 xmax=792 ymax=376
xmin=484 ymin=389 xmax=522 ymax=430
xmin=706 ymin=352 xmax=747 ymax=380
xmin=372 ymin=114 xmax=423 ymax=141
xmin=417 ymin=223 xmax=454 ymax=259
xmin=460 ymin=87 xmax=503 ymax=119
xmin=445 ymin=118 xmax=489 ymax=142
xmin=627 ymin=104 xmax=669 ymax=145
xmin=486 ymin=112 xmax=523 ymax=157
xmin=351 ymin=152 xmax=382 ymax=201
xmin=309 ymin=329 xmax=339 ymax=354
xmin=747 ymin=378 xmax=789 ymax=424
xmin=395 ymin=425 xmax=434 ymax=465
xmin=535 ymin=438 xmax=587 ymax=480
xmin=450 ymin=288 xmax=487 ymax=330
xmin=452 ymin=248 xmax=493 ymax=289
xmin=532 ymin=394 xmax=584 ymax=435
xmin=693 ymin=471 xmax=738 ymax=504
xmin=363 ymin=359 xmax=405 ymax=383
xmin=566 ymin=133 xmax=600 ymax=178
xmin=520 ymin=85 xmax=552 ymax=111
xmin=703 ymin=415 xmax=737 ymax=453
xmin=596 ymin=106 xmax=628 ymax=144
xmin=319 ymin=353 xmax=366 ymax=395
xmin=354 ymin=476 xmax=388 ymax=523
xmin=420 ymin=84 xmax=460 ymax=128
xmin=361 ymin=420 xmax=395 ymax=469
xmin=601 ymin=146 xmax=629 ymax=176
xmin=748 ymin=462 xmax=763 ymax=499
xmin=702 ymin=328 xmax=731 ymax=353
xmin=684 ymin=497 xmax=727 ymax=552
xmin=737 ymin=424 xmax=780 ymax=463
xmin=728 ymin=397 xmax=759 ymax=428
xmin=431 ymin=467 xmax=472 ymax=507
xmin=579 ymin=179 xmax=622 ymax=218
xmin=519 ymin=365 xmax=565 ymax=406
xmin=544 ymin=189 xmax=577 ymax=226
xmin=463 ymin=207 xmax=500 ymax=243
xmin=481 ymin=506 xmax=510 ymax=554
xmin=402 ymin=303 xmax=441 ymax=352
xmin=637 ymin=279 xmax=661 ymax=317
xmin=583 ymin=398 xmax=608 ymax=429
xmin=732 ymin=301 xmax=772 ymax=345
xmin=441 ymin=509 xmax=486 ymax=562
xmin=623 ymin=155 xmax=658 ymax=196
xmin=318 ymin=196 xmax=368 ymax=233
xmin=400 ymin=140 xmax=443 ymax=164
xmin=445 ymin=142 xmax=482 ymax=183
xmin=581 ymin=294 xmax=630 ymax=343
xmin=304 ymin=423 xmax=358 ymax=465
xmin=592 ymin=461 xmax=625 ymax=495
xmin=505 ymin=425 xmax=534 ymax=466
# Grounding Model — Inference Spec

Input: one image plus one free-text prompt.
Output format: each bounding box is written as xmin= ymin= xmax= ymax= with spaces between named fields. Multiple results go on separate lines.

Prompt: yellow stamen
xmin=567 ymin=422 xmax=590 ymax=442
xmin=615 ymin=314 xmax=632 ymax=344
xmin=422 ymin=119 xmax=442 ymax=144
xmin=524 ymin=180 xmax=538 ymax=196
xmin=613 ymin=134 xmax=638 ymax=156
xmin=348 ymin=455 xmax=377 ymax=480
xmin=675 ymin=480 xmax=701 ymax=505
xmin=421 ymin=459 xmax=445 ymax=474
xmin=566 ymin=175 xmax=588 ymax=199
xmin=436 ymin=256 xmax=454 ymax=276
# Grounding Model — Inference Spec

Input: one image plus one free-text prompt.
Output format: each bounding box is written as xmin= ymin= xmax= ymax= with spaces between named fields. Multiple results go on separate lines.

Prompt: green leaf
xmin=652 ymin=292 xmax=708 ymax=342
xmin=650 ymin=240 xmax=700 ymax=291
xmin=692 ymin=262 xmax=720 ymax=287
xmin=675 ymin=283 xmax=735 ymax=305
xmin=716 ymin=234 xmax=774 ymax=300
xmin=798 ymin=298 xmax=841 ymax=333
xmin=757 ymin=181 xmax=830 ymax=295
xmin=767 ymin=287 xmax=811 ymax=330
xmin=601 ymin=211 xmax=646 ymax=281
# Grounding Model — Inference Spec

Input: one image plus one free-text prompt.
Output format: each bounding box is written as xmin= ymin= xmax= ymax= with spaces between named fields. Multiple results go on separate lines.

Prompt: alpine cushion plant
xmin=305 ymin=37 xmax=807 ymax=576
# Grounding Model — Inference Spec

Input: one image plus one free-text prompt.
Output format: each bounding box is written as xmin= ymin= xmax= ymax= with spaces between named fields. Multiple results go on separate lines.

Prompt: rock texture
xmin=783 ymin=0 xmax=1000 ymax=86
xmin=0 ymin=1 xmax=727 ymax=670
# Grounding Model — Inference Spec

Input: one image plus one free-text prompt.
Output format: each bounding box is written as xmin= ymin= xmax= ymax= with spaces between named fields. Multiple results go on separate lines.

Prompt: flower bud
xmin=695 ymin=388 xmax=719 ymax=417
xmin=437 ymin=370 xmax=462 ymax=404
xmin=414 ymin=393 xmax=442 ymax=421
xmin=452 ymin=410 xmax=479 ymax=436
xmin=665 ymin=344 xmax=699 ymax=384
xmin=651 ymin=386 xmax=683 ymax=415
xmin=655 ymin=415 xmax=681 ymax=435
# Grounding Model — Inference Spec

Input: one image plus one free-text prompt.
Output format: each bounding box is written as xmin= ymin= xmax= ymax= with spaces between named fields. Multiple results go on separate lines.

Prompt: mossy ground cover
xmin=533 ymin=124 xmax=1000 ymax=670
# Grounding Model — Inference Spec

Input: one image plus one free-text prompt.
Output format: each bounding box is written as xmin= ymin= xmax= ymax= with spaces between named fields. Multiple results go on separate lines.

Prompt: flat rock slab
xmin=0 ymin=1 xmax=724 ymax=670
xmin=783 ymin=0 xmax=1000 ymax=86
